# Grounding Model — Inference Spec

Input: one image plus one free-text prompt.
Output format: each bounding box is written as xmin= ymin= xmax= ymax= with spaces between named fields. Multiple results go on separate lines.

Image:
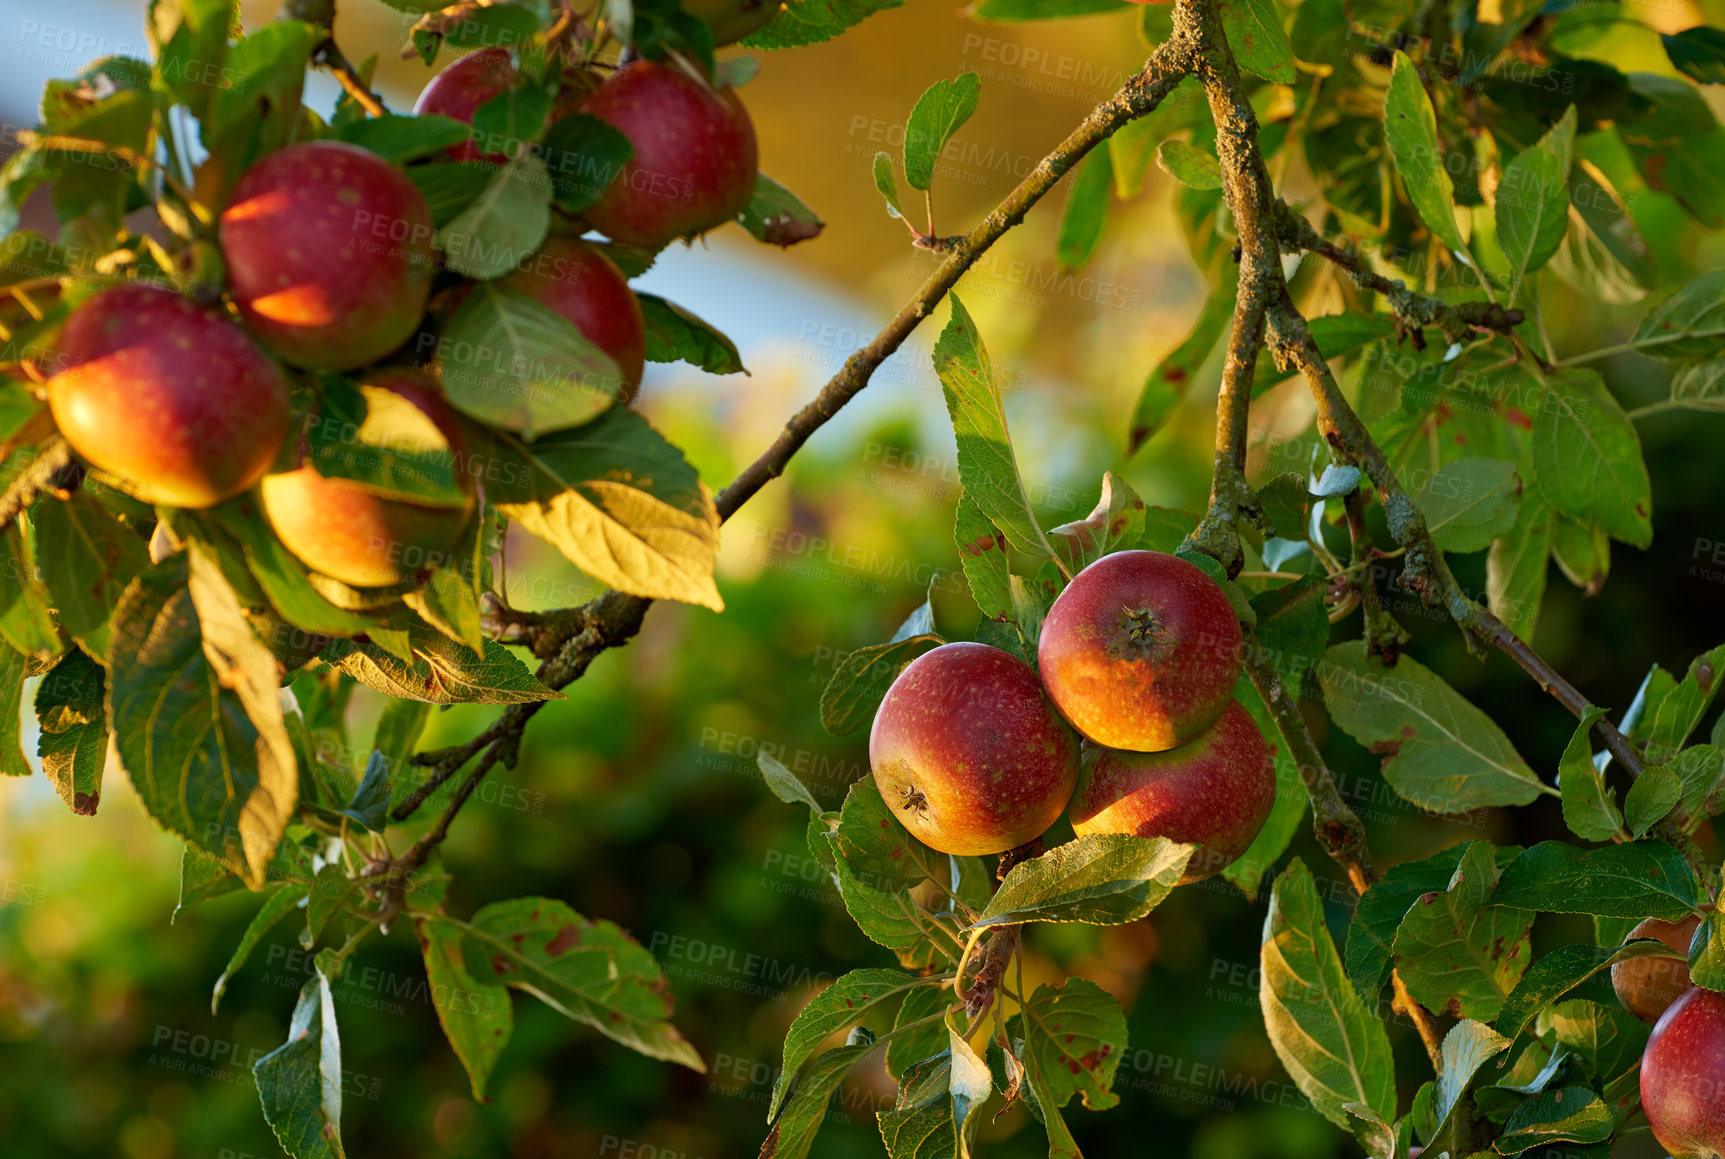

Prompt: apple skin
xmin=1038 ymin=550 xmax=1242 ymax=752
xmin=870 ymin=642 xmax=1080 ymax=857
xmin=1068 ymin=700 xmax=1275 ymax=885
xmin=1614 ymin=911 xmax=1707 ymax=1023
xmin=259 ymin=369 xmax=473 ymax=588
xmin=1641 ymin=985 xmax=1725 ymax=1159
xmin=577 ymin=60 xmax=758 ymax=249
xmin=220 ymin=141 xmax=435 ymax=371
xmin=47 ymin=283 xmax=290 ymax=509
xmin=682 ymin=0 xmax=782 ymax=45
xmin=504 ymin=236 xmax=646 ymax=406
xmin=412 ymin=47 xmax=519 ymax=162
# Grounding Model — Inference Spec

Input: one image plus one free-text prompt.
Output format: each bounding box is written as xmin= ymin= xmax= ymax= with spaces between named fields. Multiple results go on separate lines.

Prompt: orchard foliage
xmin=1 ymin=0 xmax=1724 ymax=1154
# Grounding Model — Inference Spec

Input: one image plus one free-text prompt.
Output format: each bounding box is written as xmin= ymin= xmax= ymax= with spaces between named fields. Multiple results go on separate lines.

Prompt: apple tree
xmin=1 ymin=0 xmax=1724 ymax=1155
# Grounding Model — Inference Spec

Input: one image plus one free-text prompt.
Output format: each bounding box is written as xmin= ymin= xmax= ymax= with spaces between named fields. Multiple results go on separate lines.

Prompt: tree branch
xmin=389 ymin=49 xmax=1195 ymax=863
xmin=0 ymin=437 xmax=80 ymax=534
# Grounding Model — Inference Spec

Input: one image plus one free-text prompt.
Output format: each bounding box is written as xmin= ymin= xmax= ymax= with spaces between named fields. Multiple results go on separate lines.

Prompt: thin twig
xmin=0 ymin=438 xmax=80 ymax=534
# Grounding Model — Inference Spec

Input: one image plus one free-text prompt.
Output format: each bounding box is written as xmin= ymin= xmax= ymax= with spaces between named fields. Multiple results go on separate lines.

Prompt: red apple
xmin=1038 ymin=550 xmax=1242 ymax=752
xmin=220 ymin=141 xmax=435 ymax=371
xmin=1641 ymin=986 xmax=1725 ymax=1159
xmin=504 ymin=236 xmax=646 ymax=405
xmin=47 ymin=283 xmax=290 ymax=508
xmin=1614 ymin=912 xmax=1707 ymax=1023
xmin=870 ymin=642 xmax=1079 ymax=857
xmin=1068 ymin=701 xmax=1275 ymax=884
xmin=412 ymin=47 xmax=519 ymax=162
xmin=682 ymin=0 xmax=782 ymax=45
xmin=259 ymin=369 xmax=473 ymax=588
xmin=577 ymin=60 xmax=758 ymax=249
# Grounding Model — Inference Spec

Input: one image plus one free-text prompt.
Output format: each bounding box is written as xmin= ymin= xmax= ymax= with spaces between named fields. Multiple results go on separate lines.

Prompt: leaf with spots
xmin=1531 ymin=368 xmax=1652 ymax=550
xmin=1008 ymin=977 xmax=1127 ymax=1113
xmin=968 ymin=833 xmax=1192 ymax=929
xmin=1632 ymin=266 xmax=1725 ymax=361
xmin=1047 ymin=472 xmax=1146 ymax=575
xmin=878 ymin=1028 xmax=993 ymax=1158
xmin=460 ymin=897 xmax=704 ymax=1071
xmin=320 ymin=619 xmax=561 ymax=705
xmin=1489 ymin=840 xmax=1702 ymax=921
xmin=1219 ymin=0 xmax=1297 ymax=83
xmin=1495 ymin=939 xmax=1685 ymax=1042
xmin=1642 ymin=642 xmax=1725 ymax=764
xmin=1261 ymin=858 xmax=1397 ymax=1130
xmin=770 ymin=969 xmax=929 ymax=1119
xmin=819 ymin=599 xmax=943 ymax=736
xmin=1127 ymin=262 xmax=1237 ymax=454
xmin=33 ymin=491 xmax=148 ymax=660
xmin=252 ymin=961 xmax=347 ymax=1159
xmin=1495 ymin=1086 xmax=1613 ymax=1154
xmin=829 ymin=776 xmax=944 ymax=892
xmin=414 ymin=916 xmax=512 ymax=1100
xmin=738 ymin=174 xmax=824 ymax=247
xmin=955 ymin=491 xmax=1011 ymax=621
xmin=1390 ymin=839 xmax=1533 ymax=1022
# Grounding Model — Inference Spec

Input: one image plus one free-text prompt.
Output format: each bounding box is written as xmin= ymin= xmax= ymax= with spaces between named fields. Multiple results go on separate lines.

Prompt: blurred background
xmin=4 ymin=0 xmax=1725 ymax=1156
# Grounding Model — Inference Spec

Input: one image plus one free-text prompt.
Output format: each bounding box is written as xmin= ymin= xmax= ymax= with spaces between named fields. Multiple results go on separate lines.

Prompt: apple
xmin=220 ymin=140 xmax=435 ymax=371
xmin=1614 ymin=911 xmax=1707 ymax=1023
xmin=47 ymin=283 xmax=290 ymax=509
xmin=1038 ymin=550 xmax=1242 ymax=752
xmin=259 ymin=369 xmax=473 ymax=588
xmin=682 ymin=0 xmax=782 ymax=45
xmin=577 ymin=60 xmax=758 ymax=249
xmin=869 ymin=642 xmax=1079 ymax=857
xmin=1641 ymin=985 xmax=1725 ymax=1159
xmin=504 ymin=236 xmax=646 ymax=405
xmin=412 ymin=47 xmax=520 ymax=162
xmin=1067 ymin=700 xmax=1275 ymax=884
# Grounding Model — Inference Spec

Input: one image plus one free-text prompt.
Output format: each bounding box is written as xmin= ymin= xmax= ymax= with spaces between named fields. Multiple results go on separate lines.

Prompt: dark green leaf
xmin=1689 ymin=910 xmax=1725 ymax=990
xmin=1633 ymin=268 xmax=1725 ymax=362
xmin=206 ymin=503 xmax=379 ymax=639
xmin=253 ymin=965 xmax=345 ymax=1159
xmin=954 ymin=491 xmax=1011 ymax=621
xmin=1430 ymin=1020 xmax=1511 ymax=1147
xmin=1644 ymin=643 xmax=1725 ymax=763
xmin=1047 ymin=472 xmax=1146 ymax=576
xmin=1219 ymin=0 xmax=1296 ymax=83
xmin=819 ymin=602 xmax=942 ymax=738
xmin=1383 ymin=51 xmax=1469 ymax=255
xmin=1495 ymin=1086 xmax=1612 ymax=1154
xmin=1490 ymin=840 xmax=1702 ymax=920
xmin=33 ymin=492 xmax=148 ymax=659
xmin=1486 ymin=498 xmax=1553 ymax=642
xmin=1347 ymin=843 xmax=1475 ymax=998
xmin=738 ymin=174 xmax=824 ymax=247
xmin=213 ymin=886 xmax=306 ymax=1013
xmin=827 ymin=776 xmax=944 ymax=892
xmin=436 ymin=154 xmax=552 ymax=280
xmin=878 ymin=1030 xmax=992 ymax=1159
xmin=638 ymin=294 xmax=746 ymax=374
xmin=1558 ymin=707 xmax=1624 ymax=843
xmin=542 ymin=113 xmax=633 ymax=213
xmin=1009 ymin=978 xmax=1127 ymax=1111
xmin=1417 ymin=457 xmax=1522 ymax=553
xmin=1497 ymin=106 xmax=1575 ymax=296
xmin=1222 ymin=677 xmax=1309 ymax=901
xmin=741 ymin=0 xmax=903 ymax=49
xmin=1056 ymin=148 xmax=1112 ymax=270
xmin=1391 ymin=840 xmax=1532 ymax=1022
xmin=35 ymin=646 xmax=106 ymax=814
xmin=1496 ymin=939 xmax=1685 ymax=1041
xmin=969 ymin=834 xmax=1192 ymax=929
xmin=760 ymin=1041 xmax=874 ymax=1159
xmin=1531 ymin=368 xmax=1652 ymax=549
xmin=1664 ymin=27 xmax=1725 ymax=85
xmin=415 ymin=916 xmax=511 ymax=1099
xmin=407 ymin=162 xmax=498 ymax=228
xmin=1623 ymin=763 xmax=1681 ymax=838
xmin=873 ymin=152 xmax=905 ymax=220
xmin=770 ymin=969 xmax=924 ymax=1119
xmin=335 ymin=113 xmax=472 ymax=163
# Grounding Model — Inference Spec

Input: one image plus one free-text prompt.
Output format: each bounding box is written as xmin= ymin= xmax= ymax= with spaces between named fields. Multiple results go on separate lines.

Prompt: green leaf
xmin=757 ymin=751 xmax=824 ymax=815
xmin=1347 ymin=843 xmax=1474 ymax=999
xmin=878 ymin=1030 xmax=992 ymax=1159
xmin=253 ymin=965 xmax=346 ymax=1159
xmin=638 ymin=294 xmax=745 ymax=375
xmin=415 ymin=916 xmax=511 ymax=1099
xmin=1219 ymin=0 xmax=1297 ymax=83
xmin=819 ymin=600 xmax=941 ymax=738
xmin=1128 ymin=263 xmax=1237 ymax=453
xmin=968 ymin=834 xmax=1192 ymax=929
xmin=1056 ymin=148 xmax=1113 ymax=271
xmin=150 ymin=0 xmax=233 ymax=121
xmin=541 ymin=113 xmax=633 ymax=213
xmin=828 ymin=776 xmax=945 ymax=893
xmin=886 ymin=985 xmax=953 ymax=1082
xmin=1690 ymin=910 xmax=1725 ymax=990
xmin=1383 ymin=51 xmax=1470 ymax=256
xmin=761 ymin=1041 xmax=875 ymax=1159
xmin=436 ymin=282 xmax=623 ymax=437
xmin=1486 ymin=499 xmax=1553 ymax=642
xmin=1496 ymin=939 xmax=1685 ymax=1041
xmin=1222 ymin=676 xmax=1309 ymax=901
xmin=1156 ymin=140 xmax=1223 ymax=190
xmin=1490 ymin=840 xmax=1701 ymax=920
xmin=770 ymin=969 xmax=925 ymax=1119
xmin=741 ymin=0 xmax=903 ymax=50
xmin=407 ymin=161 xmax=497 ymax=227
xmin=488 ymin=410 xmax=723 ymax=610
xmin=1432 ymin=1020 xmax=1512 ymax=1146
xmin=462 ymin=897 xmax=703 ymax=1069
xmin=1047 ymin=472 xmax=1146 ymax=576
xmin=1319 ymin=645 xmax=1548 ymax=812
xmin=436 ymin=154 xmax=552 ymax=280
xmin=1667 ymin=358 xmax=1725 ymax=413
xmin=1550 ymin=512 xmax=1610 ymax=594
xmin=1531 ymin=368 xmax=1652 ymax=549
xmin=33 ymin=493 xmax=148 ymax=659
xmin=35 ymin=646 xmax=106 ymax=814
xmin=0 ymin=523 xmax=58 ymax=661
xmin=1538 ymin=998 xmax=1648 ymax=1084
xmin=1009 ymin=977 xmax=1127 ymax=1112
xmin=873 ymin=152 xmax=905 ymax=220
xmin=1494 ymin=1086 xmax=1612 ymax=1154
xmin=932 ymin=295 xmax=1057 ymax=562
xmin=1558 ymin=707 xmax=1624 ymax=843
xmin=207 ymin=22 xmax=314 ymax=169
xmin=738 ymin=174 xmax=825 ymax=247
xmin=472 ymin=84 xmax=553 ymax=155
xmin=1623 ymin=763 xmax=1681 ymax=838
xmin=1664 ymin=27 xmax=1725 ymax=85
xmin=213 ymin=886 xmax=306 ymax=1013
xmin=1391 ymin=840 xmax=1532 ymax=1022
xmin=321 ymin=622 xmax=560 ymax=705
xmin=0 ymin=650 xmax=30 ymax=780
xmin=904 ymin=73 xmax=981 ymax=192
xmin=1252 ymin=313 xmax=1399 ymax=395
xmin=954 ymin=491 xmax=1010 ymax=621
xmin=340 ymin=751 xmax=390 ymax=832
xmin=1665 ymin=745 xmax=1725 ymax=827
xmin=335 ymin=113 xmax=471 ymax=164
xmin=206 ymin=503 xmax=379 ymax=639
xmin=110 ymin=554 xmax=297 ymax=889
xmin=1418 ymin=457 xmax=1523 ymax=553
xmin=402 ymin=567 xmax=484 ymax=653
xmin=1261 ymin=858 xmax=1397 ymax=1130
xmin=829 ymin=854 xmax=949 ymax=968
xmin=1497 ymin=106 xmax=1576 ymax=296
xmin=972 ymin=0 xmax=1127 ymax=18
xmin=1644 ymin=643 xmax=1725 ymax=763
xmin=1632 ymin=267 xmax=1725 ymax=360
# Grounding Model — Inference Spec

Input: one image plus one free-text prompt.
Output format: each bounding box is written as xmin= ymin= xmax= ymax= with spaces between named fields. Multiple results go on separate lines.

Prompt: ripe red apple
xmin=47 ymin=283 xmax=290 ymax=509
xmin=870 ymin=642 xmax=1079 ymax=857
xmin=577 ymin=60 xmax=758 ymax=249
xmin=220 ymin=140 xmax=435 ymax=371
xmin=412 ymin=47 xmax=519 ymax=162
xmin=1068 ymin=701 xmax=1275 ymax=884
xmin=1641 ymin=985 xmax=1725 ymax=1159
xmin=1614 ymin=911 xmax=1707 ymax=1023
xmin=1038 ymin=550 xmax=1242 ymax=752
xmin=504 ymin=236 xmax=646 ymax=405
xmin=683 ymin=0 xmax=782 ymax=45
xmin=260 ymin=369 xmax=473 ymax=588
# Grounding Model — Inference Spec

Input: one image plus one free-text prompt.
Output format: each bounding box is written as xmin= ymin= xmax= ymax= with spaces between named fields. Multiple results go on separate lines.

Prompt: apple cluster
xmin=869 ymin=549 xmax=1276 ymax=882
xmin=1611 ymin=911 xmax=1725 ymax=1157
xmin=43 ymin=35 xmax=762 ymax=596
